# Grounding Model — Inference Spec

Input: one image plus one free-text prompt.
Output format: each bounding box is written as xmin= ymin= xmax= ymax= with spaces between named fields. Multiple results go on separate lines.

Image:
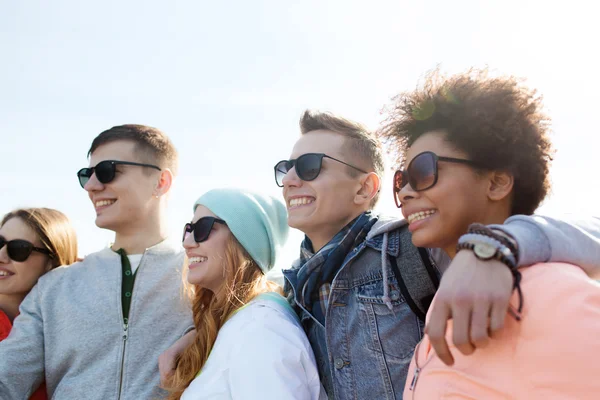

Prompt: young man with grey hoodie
xmin=278 ymin=110 xmax=600 ymax=399
xmin=0 ymin=125 xmax=192 ymax=399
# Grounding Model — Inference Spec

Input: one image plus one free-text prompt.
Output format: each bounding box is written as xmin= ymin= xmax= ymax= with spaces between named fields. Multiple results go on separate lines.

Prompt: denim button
xmin=334 ymin=358 xmax=345 ymax=369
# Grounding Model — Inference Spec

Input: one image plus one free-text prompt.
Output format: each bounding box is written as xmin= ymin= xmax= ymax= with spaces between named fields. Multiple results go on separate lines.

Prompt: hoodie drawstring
xmin=381 ymin=232 xmax=393 ymax=311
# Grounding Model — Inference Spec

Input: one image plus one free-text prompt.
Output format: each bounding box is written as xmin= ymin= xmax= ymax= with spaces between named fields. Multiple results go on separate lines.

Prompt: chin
xmin=94 ymin=217 xmax=112 ymax=230
xmin=287 ymin=215 xmax=309 ymax=233
xmin=410 ymin=228 xmax=440 ymax=249
xmin=95 ymin=215 xmax=123 ymax=232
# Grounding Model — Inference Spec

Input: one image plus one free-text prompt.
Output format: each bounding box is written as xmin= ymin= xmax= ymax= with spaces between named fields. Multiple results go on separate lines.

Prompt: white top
xmin=180 ymin=293 xmax=326 ymax=400
xmin=127 ymin=254 xmax=143 ymax=274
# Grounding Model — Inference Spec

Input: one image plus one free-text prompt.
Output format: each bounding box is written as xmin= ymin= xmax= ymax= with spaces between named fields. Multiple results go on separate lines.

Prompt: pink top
xmin=405 ymin=262 xmax=600 ymax=400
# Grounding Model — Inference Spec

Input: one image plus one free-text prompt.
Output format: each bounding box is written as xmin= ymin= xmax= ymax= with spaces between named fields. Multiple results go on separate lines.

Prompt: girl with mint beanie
xmin=166 ymin=188 xmax=325 ymax=400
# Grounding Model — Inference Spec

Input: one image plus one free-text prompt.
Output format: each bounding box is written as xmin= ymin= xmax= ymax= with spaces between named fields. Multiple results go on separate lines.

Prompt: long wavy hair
xmin=165 ymin=233 xmax=281 ymax=399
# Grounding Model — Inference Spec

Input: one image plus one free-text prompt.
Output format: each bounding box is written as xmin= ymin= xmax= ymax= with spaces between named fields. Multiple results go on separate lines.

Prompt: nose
xmin=83 ymin=171 xmax=103 ymax=193
xmin=182 ymin=229 xmax=198 ymax=250
xmin=0 ymin=244 xmax=10 ymax=264
xmin=398 ymin=181 xmax=420 ymax=207
xmin=282 ymin=165 xmax=302 ymax=189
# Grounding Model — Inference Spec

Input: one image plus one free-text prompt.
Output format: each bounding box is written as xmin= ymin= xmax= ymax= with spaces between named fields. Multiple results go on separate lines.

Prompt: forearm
xmin=490 ymin=215 xmax=600 ymax=278
xmin=0 ymin=288 xmax=46 ymax=398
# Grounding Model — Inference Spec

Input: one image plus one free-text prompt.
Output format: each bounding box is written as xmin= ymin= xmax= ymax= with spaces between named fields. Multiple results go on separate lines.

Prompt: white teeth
xmin=95 ymin=200 xmax=116 ymax=208
xmin=407 ymin=210 xmax=437 ymax=224
xmin=0 ymin=270 xmax=12 ymax=276
xmin=289 ymin=197 xmax=315 ymax=207
xmin=189 ymin=256 xmax=208 ymax=264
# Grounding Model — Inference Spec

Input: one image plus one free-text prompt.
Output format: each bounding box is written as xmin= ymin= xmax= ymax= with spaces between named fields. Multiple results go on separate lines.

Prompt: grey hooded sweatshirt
xmin=0 ymin=239 xmax=192 ymax=400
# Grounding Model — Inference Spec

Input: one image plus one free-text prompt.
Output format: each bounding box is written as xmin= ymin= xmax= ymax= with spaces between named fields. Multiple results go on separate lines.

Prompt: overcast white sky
xmin=2 ymin=0 xmax=598 ymax=273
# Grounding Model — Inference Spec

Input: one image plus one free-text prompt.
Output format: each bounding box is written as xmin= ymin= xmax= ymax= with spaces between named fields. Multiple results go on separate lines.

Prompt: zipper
xmin=116 ymin=322 xmax=128 ymax=399
xmin=116 ymin=252 xmax=145 ymax=400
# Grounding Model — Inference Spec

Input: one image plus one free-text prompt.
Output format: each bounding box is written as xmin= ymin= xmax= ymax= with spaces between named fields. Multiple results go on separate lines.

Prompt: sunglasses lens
xmin=393 ymin=170 xmax=405 ymax=208
xmin=77 ymin=168 xmax=92 ymax=188
xmin=193 ymin=218 xmax=215 ymax=243
xmin=94 ymin=161 xmax=116 ymax=184
xmin=7 ymin=240 xmax=33 ymax=262
xmin=296 ymin=154 xmax=322 ymax=181
xmin=409 ymin=152 xmax=436 ymax=191
xmin=274 ymin=160 xmax=292 ymax=187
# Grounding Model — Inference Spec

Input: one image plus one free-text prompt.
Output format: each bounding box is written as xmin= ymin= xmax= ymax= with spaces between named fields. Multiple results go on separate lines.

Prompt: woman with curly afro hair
xmin=379 ymin=68 xmax=600 ymax=399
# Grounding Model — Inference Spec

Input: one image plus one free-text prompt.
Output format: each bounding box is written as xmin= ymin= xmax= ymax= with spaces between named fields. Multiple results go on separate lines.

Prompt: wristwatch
xmin=456 ymin=237 xmax=517 ymax=268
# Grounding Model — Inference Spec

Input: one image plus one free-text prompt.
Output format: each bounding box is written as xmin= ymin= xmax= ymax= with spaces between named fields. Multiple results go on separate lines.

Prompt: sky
xmin=1 ymin=0 xmax=598 ymax=275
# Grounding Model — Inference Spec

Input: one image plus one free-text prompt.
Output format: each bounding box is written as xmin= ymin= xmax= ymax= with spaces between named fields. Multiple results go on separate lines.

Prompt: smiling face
xmin=83 ymin=140 xmax=162 ymax=235
xmin=0 ymin=217 xmax=51 ymax=297
xmin=282 ymin=130 xmax=368 ymax=248
xmin=398 ymin=131 xmax=493 ymax=254
xmin=183 ymin=205 xmax=232 ymax=293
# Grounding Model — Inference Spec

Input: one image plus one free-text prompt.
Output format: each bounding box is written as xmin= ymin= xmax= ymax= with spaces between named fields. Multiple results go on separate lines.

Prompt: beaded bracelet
xmin=458 ymin=225 xmax=523 ymax=320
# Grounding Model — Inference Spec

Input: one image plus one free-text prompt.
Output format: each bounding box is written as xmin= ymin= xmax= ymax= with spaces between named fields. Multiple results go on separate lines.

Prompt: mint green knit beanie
xmin=193 ymin=188 xmax=289 ymax=273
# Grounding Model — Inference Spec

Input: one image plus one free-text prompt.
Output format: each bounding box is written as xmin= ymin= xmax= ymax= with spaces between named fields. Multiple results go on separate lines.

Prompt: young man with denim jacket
xmin=0 ymin=125 xmax=193 ymax=399
xmin=279 ymin=110 xmax=600 ymax=399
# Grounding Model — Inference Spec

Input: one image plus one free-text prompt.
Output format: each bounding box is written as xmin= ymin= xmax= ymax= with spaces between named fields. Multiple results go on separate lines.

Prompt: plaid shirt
xmin=295 ymin=212 xmax=377 ymax=324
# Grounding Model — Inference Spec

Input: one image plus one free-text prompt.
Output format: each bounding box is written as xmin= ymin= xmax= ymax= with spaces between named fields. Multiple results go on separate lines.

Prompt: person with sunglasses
xmin=0 ymin=207 xmax=78 ymax=400
xmin=274 ymin=109 xmax=600 ymax=399
xmin=0 ymin=125 xmax=193 ymax=400
xmin=162 ymin=188 xmax=324 ymax=399
xmin=378 ymin=68 xmax=600 ymax=399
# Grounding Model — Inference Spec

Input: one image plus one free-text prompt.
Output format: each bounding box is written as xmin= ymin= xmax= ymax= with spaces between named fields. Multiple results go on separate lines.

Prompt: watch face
xmin=474 ymin=242 xmax=496 ymax=260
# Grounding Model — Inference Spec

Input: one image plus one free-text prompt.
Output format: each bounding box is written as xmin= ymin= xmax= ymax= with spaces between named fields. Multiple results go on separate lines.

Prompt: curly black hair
xmin=378 ymin=68 xmax=554 ymax=216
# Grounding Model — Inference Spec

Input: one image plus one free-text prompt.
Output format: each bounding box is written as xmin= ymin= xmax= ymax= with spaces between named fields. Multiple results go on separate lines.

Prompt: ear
xmin=354 ymin=172 xmax=381 ymax=207
xmin=154 ymin=168 xmax=174 ymax=198
xmin=487 ymin=170 xmax=513 ymax=202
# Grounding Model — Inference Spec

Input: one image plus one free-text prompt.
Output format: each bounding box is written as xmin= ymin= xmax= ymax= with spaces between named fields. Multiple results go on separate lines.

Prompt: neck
xmin=112 ymin=214 xmax=169 ymax=254
xmin=0 ymin=294 xmax=25 ymax=322
xmin=306 ymin=211 xmax=366 ymax=253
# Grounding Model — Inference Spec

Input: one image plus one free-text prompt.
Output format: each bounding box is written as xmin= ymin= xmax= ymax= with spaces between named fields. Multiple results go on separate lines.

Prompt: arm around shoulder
xmin=492 ymin=215 xmax=600 ymax=277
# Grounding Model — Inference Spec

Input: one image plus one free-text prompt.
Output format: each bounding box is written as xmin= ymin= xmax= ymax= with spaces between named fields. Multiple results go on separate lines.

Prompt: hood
xmin=366 ymin=215 xmax=408 ymax=240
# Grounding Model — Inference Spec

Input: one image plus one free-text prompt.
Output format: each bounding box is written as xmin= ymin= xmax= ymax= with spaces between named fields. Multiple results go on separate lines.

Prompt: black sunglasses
xmin=0 ymin=236 xmax=53 ymax=262
xmin=393 ymin=151 xmax=481 ymax=208
xmin=77 ymin=160 xmax=162 ymax=188
xmin=274 ymin=153 xmax=368 ymax=187
xmin=182 ymin=217 xmax=227 ymax=243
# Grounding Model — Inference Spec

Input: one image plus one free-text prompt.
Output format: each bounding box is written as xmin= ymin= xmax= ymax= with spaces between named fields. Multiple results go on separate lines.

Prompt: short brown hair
xmin=2 ymin=208 xmax=79 ymax=268
xmin=300 ymin=110 xmax=385 ymax=205
xmin=88 ymin=124 xmax=179 ymax=176
xmin=379 ymin=68 xmax=554 ymax=216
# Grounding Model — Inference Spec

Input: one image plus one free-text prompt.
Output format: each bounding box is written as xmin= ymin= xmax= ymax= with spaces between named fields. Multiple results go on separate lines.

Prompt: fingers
xmin=489 ymin=292 xmax=511 ymax=338
xmin=426 ymin=301 xmax=454 ymax=366
xmin=469 ymin=299 xmax=491 ymax=349
xmin=158 ymin=352 xmax=175 ymax=387
xmin=451 ymin=299 xmax=476 ymax=356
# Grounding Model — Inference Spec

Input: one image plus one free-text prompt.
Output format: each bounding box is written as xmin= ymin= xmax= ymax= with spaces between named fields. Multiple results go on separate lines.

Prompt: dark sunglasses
xmin=393 ymin=151 xmax=481 ymax=208
xmin=77 ymin=160 xmax=162 ymax=188
xmin=182 ymin=217 xmax=227 ymax=243
xmin=0 ymin=236 xmax=53 ymax=262
xmin=274 ymin=153 xmax=368 ymax=187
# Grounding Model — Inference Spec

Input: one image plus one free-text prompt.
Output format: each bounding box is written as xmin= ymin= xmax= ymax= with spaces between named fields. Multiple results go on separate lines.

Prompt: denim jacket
xmin=283 ymin=218 xmax=430 ymax=399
